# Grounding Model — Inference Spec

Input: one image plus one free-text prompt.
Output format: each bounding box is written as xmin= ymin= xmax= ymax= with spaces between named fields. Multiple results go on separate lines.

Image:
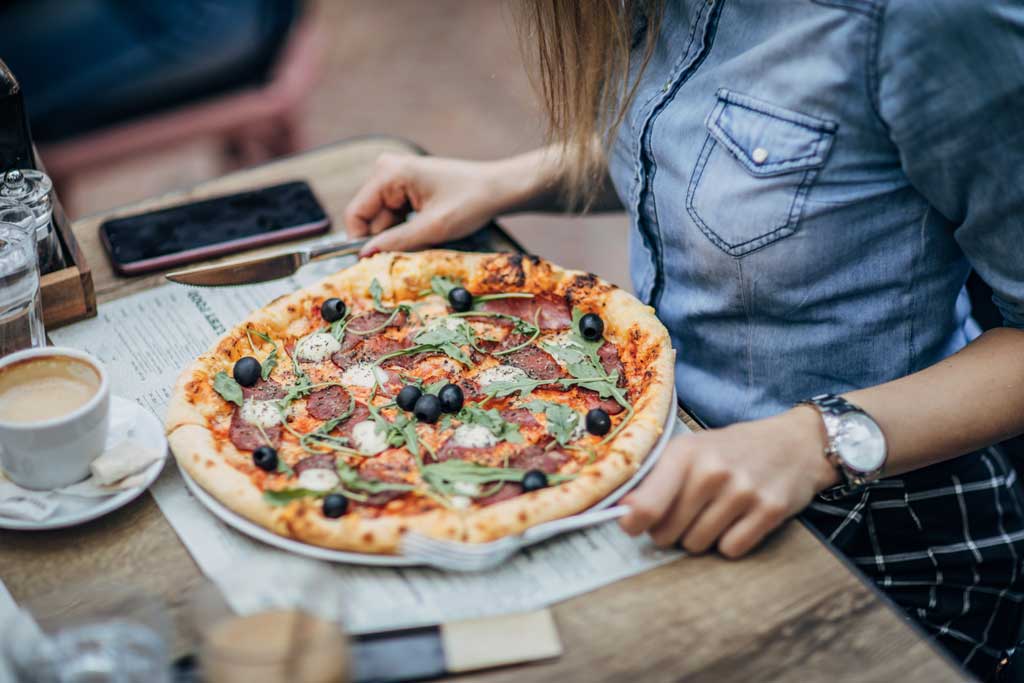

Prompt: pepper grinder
xmin=0 ymin=169 xmax=64 ymax=273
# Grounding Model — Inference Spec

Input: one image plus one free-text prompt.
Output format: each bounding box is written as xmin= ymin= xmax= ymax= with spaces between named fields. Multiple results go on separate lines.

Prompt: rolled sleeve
xmin=877 ymin=0 xmax=1024 ymax=328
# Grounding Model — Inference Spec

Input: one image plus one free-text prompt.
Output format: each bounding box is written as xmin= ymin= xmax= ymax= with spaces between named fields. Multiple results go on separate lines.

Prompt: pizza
xmin=166 ymin=250 xmax=675 ymax=554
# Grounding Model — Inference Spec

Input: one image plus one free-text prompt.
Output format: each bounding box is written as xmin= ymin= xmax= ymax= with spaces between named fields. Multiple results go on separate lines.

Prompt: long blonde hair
xmin=515 ymin=0 xmax=664 ymax=206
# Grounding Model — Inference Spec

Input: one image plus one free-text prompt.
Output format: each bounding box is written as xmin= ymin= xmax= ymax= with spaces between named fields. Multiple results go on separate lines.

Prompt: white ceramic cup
xmin=0 ymin=347 xmax=110 ymax=489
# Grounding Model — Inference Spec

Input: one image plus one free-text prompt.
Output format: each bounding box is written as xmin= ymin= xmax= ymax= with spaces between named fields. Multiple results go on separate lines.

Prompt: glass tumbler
xmin=0 ymin=168 xmax=63 ymax=273
xmin=0 ymin=225 xmax=44 ymax=356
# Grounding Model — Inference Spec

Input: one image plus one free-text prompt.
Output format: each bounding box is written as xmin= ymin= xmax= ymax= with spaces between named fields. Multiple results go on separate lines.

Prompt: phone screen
xmin=100 ymin=181 xmax=329 ymax=274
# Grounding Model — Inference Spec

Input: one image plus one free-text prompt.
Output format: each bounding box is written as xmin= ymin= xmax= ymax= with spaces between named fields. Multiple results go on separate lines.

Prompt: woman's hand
xmin=620 ymin=407 xmax=838 ymax=558
xmin=344 ymin=151 xmax=563 ymax=256
xmin=344 ymin=154 xmax=507 ymax=255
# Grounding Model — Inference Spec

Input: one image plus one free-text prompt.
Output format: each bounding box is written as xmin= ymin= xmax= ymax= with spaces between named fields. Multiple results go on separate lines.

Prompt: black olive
xmin=579 ymin=313 xmax=605 ymax=341
xmin=233 ymin=356 xmax=261 ymax=387
xmin=413 ymin=394 xmax=443 ymax=423
xmin=585 ymin=408 xmax=611 ymax=436
xmin=253 ymin=445 xmax=278 ymax=471
xmin=448 ymin=287 xmax=473 ymax=312
xmin=438 ymin=383 xmax=464 ymax=413
xmin=522 ymin=469 xmax=549 ymax=492
xmin=320 ymin=297 xmax=347 ymax=323
xmin=322 ymin=493 xmax=349 ymax=518
xmin=396 ymin=385 xmax=422 ymax=412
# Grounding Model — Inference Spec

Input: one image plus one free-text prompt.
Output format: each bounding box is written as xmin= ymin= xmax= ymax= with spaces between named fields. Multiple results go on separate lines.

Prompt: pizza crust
xmin=166 ymin=250 xmax=676 ymax=554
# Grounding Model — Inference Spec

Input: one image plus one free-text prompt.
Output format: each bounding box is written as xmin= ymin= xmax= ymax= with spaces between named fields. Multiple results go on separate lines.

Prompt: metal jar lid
xmin=1 ymin=169 xmax=53 ymax=220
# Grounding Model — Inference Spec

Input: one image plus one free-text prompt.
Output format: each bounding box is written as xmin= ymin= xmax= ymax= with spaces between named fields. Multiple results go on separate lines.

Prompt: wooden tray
xmin=39 ymin=187 xmax=96 ymax=329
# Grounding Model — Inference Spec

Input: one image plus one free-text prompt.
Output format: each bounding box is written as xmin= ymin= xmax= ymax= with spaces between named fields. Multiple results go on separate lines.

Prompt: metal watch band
xmin=800 ymin=393 xmax=881 ymax=501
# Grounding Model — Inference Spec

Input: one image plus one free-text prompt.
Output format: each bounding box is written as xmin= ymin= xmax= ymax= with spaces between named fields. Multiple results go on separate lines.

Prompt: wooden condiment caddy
xmin=39 ymin=184 xmax=96 ymax=329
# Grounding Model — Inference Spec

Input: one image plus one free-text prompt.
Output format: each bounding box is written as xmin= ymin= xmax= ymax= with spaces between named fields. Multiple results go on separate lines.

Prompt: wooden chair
xmin=36 ymin=7 xmax=326 ymax=208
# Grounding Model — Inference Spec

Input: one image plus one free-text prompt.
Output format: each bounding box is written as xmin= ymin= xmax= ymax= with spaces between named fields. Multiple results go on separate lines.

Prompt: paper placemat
xmin=50 ymin=258 xmax=685 ymax=634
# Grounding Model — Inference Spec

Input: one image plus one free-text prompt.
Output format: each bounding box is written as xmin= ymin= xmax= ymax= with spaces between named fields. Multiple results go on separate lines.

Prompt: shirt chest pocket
xmin=686 ymin=89 xmax=838 ymax=257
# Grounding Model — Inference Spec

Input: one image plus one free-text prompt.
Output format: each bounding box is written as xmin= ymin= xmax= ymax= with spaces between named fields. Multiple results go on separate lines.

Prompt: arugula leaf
xmin=482 ymin=375 xmax=546 ymax=399
xmin=276 ymin=459 xmax=295 ymax=476
xmin=424 ymin=379 xmax=448 ymax=395
xmin=213 ymin=372 xmax=244 ymax=407
xmin=336 ymin=461 xmax=416 ymax=494
xmin=263 ymin=488 xmax=324 ymax=506
xmin=364 ymin=401 xmax=423 ymax=457
xmin=454 ymin=405 xmax=523 ymax=444
xmin=525 ymin=400 xmax=581 ymax=446
xmin=246 ymin=329 xmax=280 ymax=380
xmin=369 ymin=278 xmax=388 ymax=312
xmin=420 ymin=460 xmax=573 ymax=497
xmin=261 ymin=348 xmax=278 ymax=380
xmin=429 ymin=275 xmax=460 ymax=299
xmin=375 ymin=317 xmax=476 ymax=368
xmin=329 ymin=315 xmax=349 ymax=341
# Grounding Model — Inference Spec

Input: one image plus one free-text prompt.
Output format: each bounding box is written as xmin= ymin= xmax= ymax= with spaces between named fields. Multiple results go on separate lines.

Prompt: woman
xmin=345 ymin=1 xmax=1024 ymax=677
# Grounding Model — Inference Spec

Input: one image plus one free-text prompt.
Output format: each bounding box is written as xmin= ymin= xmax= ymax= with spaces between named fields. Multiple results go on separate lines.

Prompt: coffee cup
xmin=0 ymin=347 xmax=110 ymax=489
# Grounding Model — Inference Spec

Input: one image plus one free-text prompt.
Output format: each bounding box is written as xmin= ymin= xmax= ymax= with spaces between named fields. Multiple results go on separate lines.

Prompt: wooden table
xmin=0 ymin=137 xmax=967 ymax=682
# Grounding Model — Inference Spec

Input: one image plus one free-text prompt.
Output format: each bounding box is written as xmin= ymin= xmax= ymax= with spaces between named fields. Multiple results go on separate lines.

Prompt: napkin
xmin=0 ymin=405 xmax=165 ymax=522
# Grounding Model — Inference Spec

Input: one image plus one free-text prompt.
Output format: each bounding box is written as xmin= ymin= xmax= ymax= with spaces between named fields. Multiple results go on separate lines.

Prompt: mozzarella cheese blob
xmin=453 ymin=481 xmax=483 ymax=497
xmin=294 ymin=332 xmax=341 ymax=362
xmin=452 ymin=424 xmax=498 ymax=449
xmin=341 ymin=363 xmax=389 ymax=388
xmin=240 ymin=400 xmax=284 ymax=428
xmin=450 ymin=495 xmax=473 ymax=510
xmin=297 ymin=468 xmax=340 ymax=492
xmin=474 ymin=364 xmax=527 ymax=388
xmin=351 ymin=420 xmax=389 ymax=455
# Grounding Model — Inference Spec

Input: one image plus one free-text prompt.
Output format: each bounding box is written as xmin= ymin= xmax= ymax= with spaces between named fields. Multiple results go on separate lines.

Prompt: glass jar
xmin=0 ymin=169 xmax=64 ymax=274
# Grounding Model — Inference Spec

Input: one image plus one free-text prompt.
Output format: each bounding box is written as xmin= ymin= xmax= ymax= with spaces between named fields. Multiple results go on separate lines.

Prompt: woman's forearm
xmin=788 ymin=326 xmax=1024 ymax=481
xmin=485 ymin=145 xmax=624 ymax=216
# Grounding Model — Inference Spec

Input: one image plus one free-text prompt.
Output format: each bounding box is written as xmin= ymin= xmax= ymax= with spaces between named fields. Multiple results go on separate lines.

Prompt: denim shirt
xmin=607 ymin=0 xmax=1024 ymax=427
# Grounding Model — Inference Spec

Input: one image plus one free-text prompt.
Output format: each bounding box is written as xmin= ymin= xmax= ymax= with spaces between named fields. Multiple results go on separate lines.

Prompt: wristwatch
xmin=799 ymin=394 xmax=887 ymax=500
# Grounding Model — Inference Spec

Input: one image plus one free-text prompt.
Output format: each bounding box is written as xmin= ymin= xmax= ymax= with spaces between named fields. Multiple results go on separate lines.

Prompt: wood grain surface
xmin=0 ymin=136 xmax=968 ymax=682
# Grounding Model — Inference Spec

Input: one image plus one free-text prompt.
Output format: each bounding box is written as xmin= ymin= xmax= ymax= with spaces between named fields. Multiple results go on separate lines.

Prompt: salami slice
xmin=475 ymin=331 xmax=531 ymax=357
xmin=358 ymin=457 xmax=412 ymax=506
xmin=293 ymin=453 xmax=336 ymax=474
xmin=478 ymin=294 xmax=571 ymax=330
xmin=306 ymin=385 xmax=352 ymax=420
xmin=598 ymin=341 xmax=626 ymax=387
xmin=241 ymin=379 xmax=287 ymax=401
xmin=229 ymin=409 xmax=281 ymax=451
xmin=499 ymin=408 xmax=540 ymax=429
xmin=477 ymin=483 xmax=524 ymax=506
xmin=334 ymin=403 xmax=371 ymax=438
xmin=509 ymin=445 xmax=569 ymax=474
xmin=332 ymin=334 xmax=411 ymax=370
xmin=503 ymin=345 xmax=567 ymax=390
xmin=347 ymin=309 xmax=408 ymax=334
xmin=580 ymin=391 xmax=625 ymax=415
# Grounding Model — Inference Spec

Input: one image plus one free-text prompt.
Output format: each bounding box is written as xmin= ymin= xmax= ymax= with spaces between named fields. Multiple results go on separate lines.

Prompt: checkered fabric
xmin=802 ymin=448 xmax=1024 ymax=681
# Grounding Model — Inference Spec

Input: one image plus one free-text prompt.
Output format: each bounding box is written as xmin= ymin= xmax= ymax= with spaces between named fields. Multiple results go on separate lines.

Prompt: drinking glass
xmin=8 ymin=581 xmax=171 ymax=683
xmin=0 ymin=169 xmax=63 ymax=273
xmin=0 ymin=225 xmax=44 ymax=356
xmin=188 ymin=579 xmax=350 ymax=683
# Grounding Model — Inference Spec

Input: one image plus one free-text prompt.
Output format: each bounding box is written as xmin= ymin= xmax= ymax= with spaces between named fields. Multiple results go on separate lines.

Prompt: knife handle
xmin=309 ymin=237 xmax=370 ymax=262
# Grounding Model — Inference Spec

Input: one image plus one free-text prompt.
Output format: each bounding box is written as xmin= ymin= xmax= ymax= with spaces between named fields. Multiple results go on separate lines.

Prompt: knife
xmin=164 ymin=236 xmax=369 ymax=286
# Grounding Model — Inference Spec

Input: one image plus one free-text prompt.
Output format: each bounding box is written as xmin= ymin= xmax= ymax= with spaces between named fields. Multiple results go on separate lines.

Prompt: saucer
xmin=0 ymin=396 xmax=166 ymax=531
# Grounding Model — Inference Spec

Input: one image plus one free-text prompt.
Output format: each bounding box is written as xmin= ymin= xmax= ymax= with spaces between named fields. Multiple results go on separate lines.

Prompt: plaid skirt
xmin=802 ymin=448 xmax=1024 ymax=681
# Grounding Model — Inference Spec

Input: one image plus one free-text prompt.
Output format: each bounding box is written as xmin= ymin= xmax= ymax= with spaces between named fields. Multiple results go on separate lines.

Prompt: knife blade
xmin=165 ymin=236 xmax=368 ymax=286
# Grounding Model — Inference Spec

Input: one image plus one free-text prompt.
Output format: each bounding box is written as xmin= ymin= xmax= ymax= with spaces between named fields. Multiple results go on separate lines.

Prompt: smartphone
xmin=99 ymin=180 xmax=330 ymax=275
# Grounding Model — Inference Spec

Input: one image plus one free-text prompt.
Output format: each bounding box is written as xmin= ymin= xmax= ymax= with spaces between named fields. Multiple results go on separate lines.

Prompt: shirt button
xmin=752 ymin=147 xmax=769 ymax=164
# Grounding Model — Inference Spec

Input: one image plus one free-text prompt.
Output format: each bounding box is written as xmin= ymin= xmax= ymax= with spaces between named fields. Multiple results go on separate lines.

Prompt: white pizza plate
xmin=0 ymin=396 xmax=167 ymax=531
xmin=180 ymin=390 xmax=681 ymax=567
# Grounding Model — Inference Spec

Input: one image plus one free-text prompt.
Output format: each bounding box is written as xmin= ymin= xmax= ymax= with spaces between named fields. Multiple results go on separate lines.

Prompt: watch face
xmin=835 ymin=412 xmax=887 ymax=473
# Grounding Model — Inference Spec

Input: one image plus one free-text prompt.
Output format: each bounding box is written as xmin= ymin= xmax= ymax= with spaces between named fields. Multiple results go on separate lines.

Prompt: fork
xmin=400 ymin=505 xmax=630 ymax=572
